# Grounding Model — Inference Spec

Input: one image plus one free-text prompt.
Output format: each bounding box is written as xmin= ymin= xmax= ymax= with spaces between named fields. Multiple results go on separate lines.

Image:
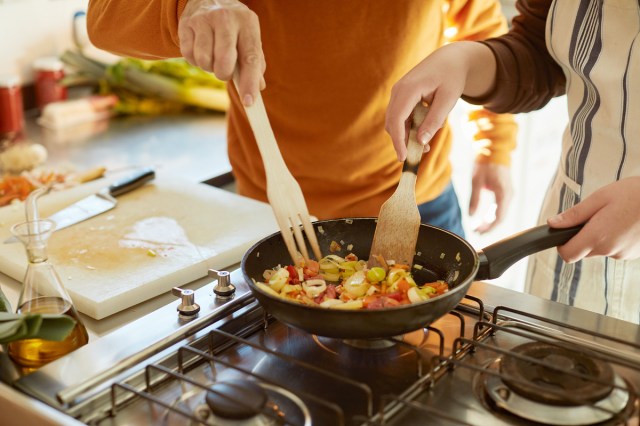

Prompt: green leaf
xmin=0 ymin=286 xmax=11 ymax=313
xmin=0 ymin=318 xmax=26 ymax=339
xmin=34 ymin=315 xmax=78 ymax=341
xmin=0 ymin=312 xmax=76 ymax=344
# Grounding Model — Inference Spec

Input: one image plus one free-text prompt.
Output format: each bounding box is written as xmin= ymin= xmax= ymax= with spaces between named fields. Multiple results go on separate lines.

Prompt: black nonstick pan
xmin=241 ymin=218 xmax=580 ymax=339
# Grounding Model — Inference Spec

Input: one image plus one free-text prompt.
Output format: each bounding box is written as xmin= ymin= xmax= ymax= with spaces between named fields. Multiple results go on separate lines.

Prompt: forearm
xmin=462 ymin=0 xmax=564 ymax=113
xmin=456 ymin=42 xmax=498 ymax=100
xmin=87 ymin=0 xmax=186 ymax=59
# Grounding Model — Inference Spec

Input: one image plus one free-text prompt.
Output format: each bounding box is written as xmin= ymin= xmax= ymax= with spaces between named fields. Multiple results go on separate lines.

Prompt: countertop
xmin=1 ymin=111 xmax=239 ymax=339
xmin=23 ymin=110 xmax=232 ymax=184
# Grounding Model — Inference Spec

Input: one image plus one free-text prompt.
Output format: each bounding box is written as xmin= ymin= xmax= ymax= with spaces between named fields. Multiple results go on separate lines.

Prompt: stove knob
xmin=171 ymin=287 xmax=201 ymax=318
xmin=209 ymin=269 xmax=236 ymax=299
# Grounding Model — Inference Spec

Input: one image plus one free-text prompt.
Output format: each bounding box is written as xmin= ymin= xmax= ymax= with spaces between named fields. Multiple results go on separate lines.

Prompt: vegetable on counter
xmin=61 ymin=50 xmax=230 ymax=115
xmin=38 ymin=95 xmax=118 ymax=130
xmin=0 ymin=166 xmax=106 ymax=207
xmin=0 ymin=141 xmax=48 ymax=174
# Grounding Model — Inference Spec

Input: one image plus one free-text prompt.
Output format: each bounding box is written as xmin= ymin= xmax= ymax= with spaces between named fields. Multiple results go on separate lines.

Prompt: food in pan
xmin=255 ymin=252 xmax=449 ymax=310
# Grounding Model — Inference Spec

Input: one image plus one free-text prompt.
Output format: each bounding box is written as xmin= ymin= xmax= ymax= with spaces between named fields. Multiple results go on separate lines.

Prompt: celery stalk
xmin=61 ymin=50 xmax=230 ymax=112
xmin=123 ymin=67 xmax=230 ymax=111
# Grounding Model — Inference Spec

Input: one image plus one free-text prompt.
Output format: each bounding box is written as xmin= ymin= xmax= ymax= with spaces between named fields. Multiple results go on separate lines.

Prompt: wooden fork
xmin=233 ymin=77 xmax=322 ymax=265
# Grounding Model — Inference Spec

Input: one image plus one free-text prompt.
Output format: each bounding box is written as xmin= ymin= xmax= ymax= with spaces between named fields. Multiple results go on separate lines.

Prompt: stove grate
xmin=101 ymin=295 xmax=488 ymax=425
xmin=387 ymin=305 xmax=640 ymax=425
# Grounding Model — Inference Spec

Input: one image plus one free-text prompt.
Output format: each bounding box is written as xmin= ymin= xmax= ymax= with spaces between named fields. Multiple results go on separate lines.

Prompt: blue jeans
xmin=417 ymin=183 xmax=465 ymax=238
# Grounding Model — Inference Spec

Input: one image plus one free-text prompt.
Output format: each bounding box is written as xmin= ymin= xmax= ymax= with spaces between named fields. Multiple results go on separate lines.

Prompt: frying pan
xmin=241 ymin=218 xmax=581 ymax=339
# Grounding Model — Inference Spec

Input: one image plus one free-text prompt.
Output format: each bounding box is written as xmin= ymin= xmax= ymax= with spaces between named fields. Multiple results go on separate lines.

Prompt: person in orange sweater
xmin=87 ymin=0 xmax=518 ymax=237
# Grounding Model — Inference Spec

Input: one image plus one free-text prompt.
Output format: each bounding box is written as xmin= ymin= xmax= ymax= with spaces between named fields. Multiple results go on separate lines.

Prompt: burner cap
xmin=501 ymin=342 xmax=614 ymax=405
xmin=205 ymin=379 xmax=268 ymax=419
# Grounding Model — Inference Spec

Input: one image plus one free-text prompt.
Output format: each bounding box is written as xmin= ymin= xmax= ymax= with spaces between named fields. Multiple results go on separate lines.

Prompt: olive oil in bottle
xmin=8 ymin=296 xmax=89 ymax=369
xmin=8 ymin=219 xmax=89 ymax=370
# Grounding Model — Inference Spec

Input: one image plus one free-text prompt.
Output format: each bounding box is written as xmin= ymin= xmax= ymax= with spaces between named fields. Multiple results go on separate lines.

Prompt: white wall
xmin=0 ymin=0 xmax=89 ymax=83
xmin=449 ymin=97 xmax=567 ymax=291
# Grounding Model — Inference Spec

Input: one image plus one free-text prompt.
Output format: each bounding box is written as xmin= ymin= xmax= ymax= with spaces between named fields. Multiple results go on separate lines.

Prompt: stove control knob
xmin=171 ymin=287 xmax=201 ymax=317
xmin=209 ymin=269 xmax=236 ymax=299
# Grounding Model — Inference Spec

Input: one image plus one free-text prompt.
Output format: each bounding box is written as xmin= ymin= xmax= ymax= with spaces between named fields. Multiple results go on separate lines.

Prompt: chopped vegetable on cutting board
xmin=0 ymin=166 xmax=107 ymax=207
xmin=0 ymin=141 xmax=48 ymax=173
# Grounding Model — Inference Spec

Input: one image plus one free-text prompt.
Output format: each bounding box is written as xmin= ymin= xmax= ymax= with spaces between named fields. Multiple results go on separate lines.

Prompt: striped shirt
xmin=472 ymin=0 xmax=640 ymax=324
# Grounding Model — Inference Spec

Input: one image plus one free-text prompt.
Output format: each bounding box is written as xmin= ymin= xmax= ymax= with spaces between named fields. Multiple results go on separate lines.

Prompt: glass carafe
xmin=8 ymin=219 xmax=89 ymax=370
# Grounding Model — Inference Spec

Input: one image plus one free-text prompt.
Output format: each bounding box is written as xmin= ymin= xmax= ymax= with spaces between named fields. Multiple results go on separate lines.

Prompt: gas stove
xmin=5 ymin=268 xmax=640 ymax=425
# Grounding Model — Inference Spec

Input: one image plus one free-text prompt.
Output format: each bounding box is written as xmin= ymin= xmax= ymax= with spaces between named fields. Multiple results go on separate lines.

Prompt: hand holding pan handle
xmin=476 ymin=224 xmax=583 ymax=281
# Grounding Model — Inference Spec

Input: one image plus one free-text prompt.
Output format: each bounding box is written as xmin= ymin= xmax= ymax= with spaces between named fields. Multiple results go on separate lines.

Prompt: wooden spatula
xmin=368 ymin=102 xmax=429 ymax=268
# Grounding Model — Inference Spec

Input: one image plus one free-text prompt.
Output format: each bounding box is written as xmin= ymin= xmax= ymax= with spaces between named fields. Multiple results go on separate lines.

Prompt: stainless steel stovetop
xmin=7 ymin=268 xmax=640 ymax=425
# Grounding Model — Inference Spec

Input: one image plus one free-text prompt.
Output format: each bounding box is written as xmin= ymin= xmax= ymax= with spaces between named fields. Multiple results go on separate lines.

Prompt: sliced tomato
xmin=396 ymin=278 xmax=412 ymax=294
xmin=325 ymin=284 xmax=337 ymax=299
xmin=362 ymin=295 xmax=378 ymax=308
xmin=385 ymin=291 xmax=404 ymax=302
xmin=425 ymin=281 xmax=449 ymax=296
xmin=303 ymin=259 xmax=320 ymax=277
xmin=314 ymin=292 xmax=327 ymax=304
xmin=364 ymin=295 xmax=402 ymax=309
xmin=286 ymin=265 xmax=300 ymax=284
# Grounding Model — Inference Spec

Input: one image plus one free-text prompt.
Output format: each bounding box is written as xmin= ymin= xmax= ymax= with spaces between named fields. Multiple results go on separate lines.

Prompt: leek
xmin=268 ymin=268 xmax=290 ymax=292
xmin=61 ymin=50 xmax=230 ymax=113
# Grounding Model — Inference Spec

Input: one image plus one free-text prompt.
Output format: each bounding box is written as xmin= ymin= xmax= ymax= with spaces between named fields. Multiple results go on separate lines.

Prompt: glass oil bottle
xmin=8 ymin=218 xmax=89 ymax=371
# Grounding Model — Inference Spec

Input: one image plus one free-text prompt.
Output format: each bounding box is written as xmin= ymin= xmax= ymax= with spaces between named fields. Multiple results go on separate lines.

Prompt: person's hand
xmin=548 ymin=177 xmax=640 ymax=263
xmin=386 ymin=42 xmax=496 ymax=161
xmin=469 ymin=162 xmax=512 ymax=234
xmin=178 ymin=0 xmax=265 ymax=106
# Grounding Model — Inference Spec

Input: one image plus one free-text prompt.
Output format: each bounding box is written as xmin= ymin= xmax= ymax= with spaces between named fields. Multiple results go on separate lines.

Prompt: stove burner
xmin=162 ymin=377 xmax=311 ymax=426
xmin=341 ymin=338 xmax=397 ymax=349
xmin=485 ymin=372 xmax=631 ymax=425
xmin=205 ymin=379 xmax=268 ymax=419
xmin=252 ymin=324 xmax=434 ymax=424
xmin=472 ymin=342 xmax=637 ymax=426
xmin=313 ymin=329 xmax=429 ymax=354
xmin=501 ymin=342 xmax=614 ymax=405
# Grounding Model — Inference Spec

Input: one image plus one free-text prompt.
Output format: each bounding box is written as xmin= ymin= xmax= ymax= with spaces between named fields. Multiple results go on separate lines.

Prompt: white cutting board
xmin=0 ymin=174 xmax=278 ymax=319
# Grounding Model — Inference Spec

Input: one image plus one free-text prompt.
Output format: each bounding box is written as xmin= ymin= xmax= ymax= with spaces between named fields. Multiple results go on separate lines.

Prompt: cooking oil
xmin=9 ymin=215 xmax=90 ymax=371
xmin=8 ymin=296 xmax=89 ymax=369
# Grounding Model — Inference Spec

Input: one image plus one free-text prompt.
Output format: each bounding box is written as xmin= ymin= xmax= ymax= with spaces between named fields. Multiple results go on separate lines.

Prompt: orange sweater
xmin=88 ymin=0 xmax=517 ymax=219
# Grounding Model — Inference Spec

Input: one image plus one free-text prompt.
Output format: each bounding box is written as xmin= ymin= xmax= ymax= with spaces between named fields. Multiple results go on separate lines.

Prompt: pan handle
xmin=475 ymin=224 xmax=583 ymax=281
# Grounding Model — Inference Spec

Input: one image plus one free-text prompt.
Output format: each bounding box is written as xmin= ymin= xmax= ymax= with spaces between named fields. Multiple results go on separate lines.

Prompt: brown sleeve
xmin=461 ymin=0 xmax=566 ymax=114
xmin=87 ymin=0 xmax=188 ymax=59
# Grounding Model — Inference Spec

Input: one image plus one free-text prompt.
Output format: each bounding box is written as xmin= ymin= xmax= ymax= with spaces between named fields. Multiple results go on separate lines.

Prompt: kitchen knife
xmin=4 ymin=167 xmax=155 ymax=244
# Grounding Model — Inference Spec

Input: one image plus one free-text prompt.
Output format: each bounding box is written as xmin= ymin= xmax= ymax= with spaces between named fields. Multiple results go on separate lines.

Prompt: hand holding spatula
xmin=368 ymin=102 xmax=429 ymax=268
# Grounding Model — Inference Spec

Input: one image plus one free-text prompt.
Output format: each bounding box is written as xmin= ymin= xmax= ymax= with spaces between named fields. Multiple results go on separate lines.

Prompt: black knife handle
xmin=108 ymin=168 xmax=156 ymax=197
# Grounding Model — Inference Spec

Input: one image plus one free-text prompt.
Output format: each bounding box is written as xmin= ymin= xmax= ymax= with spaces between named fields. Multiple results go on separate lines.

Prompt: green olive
xmin=366 ymin=267 xmax=386 ymax=283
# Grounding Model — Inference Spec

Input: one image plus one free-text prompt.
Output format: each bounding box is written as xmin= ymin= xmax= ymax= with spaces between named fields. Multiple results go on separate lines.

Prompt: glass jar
xmin=0 ymin=75 xmax=24 ymax=137
xmin=34 ymin=57 xmax=68 ymax=110
xmin=8 ymin=218 xmax=89 ymax=370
